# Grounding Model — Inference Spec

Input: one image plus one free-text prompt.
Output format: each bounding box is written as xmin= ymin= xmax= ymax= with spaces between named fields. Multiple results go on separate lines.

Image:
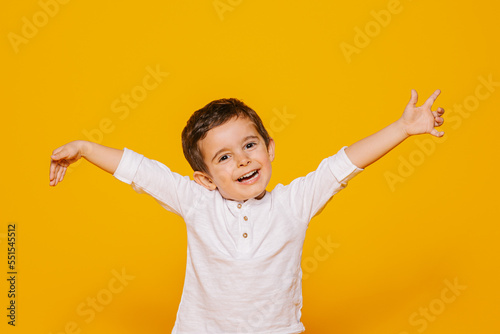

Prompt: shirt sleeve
xmin=113 ymin=147 xmax=204 ymax=218
xmin=277 ymin=145 xmax=364 ymax=223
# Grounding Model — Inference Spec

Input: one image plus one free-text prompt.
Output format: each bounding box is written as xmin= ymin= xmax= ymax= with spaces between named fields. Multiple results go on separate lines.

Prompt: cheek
xmin=259 ymin=151 xmax=272 ymax=166
xmin=214 ymin=166 xmax=234 ymax=184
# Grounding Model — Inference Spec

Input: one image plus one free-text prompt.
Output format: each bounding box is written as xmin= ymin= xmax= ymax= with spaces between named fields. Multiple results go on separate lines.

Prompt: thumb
xmin=408 ymin=89 xmax=418 ymax=107
xmin=430 ymin=128 xmax=444 ymax=137
xmin=51 ymin=149 xmax=65 ymax=160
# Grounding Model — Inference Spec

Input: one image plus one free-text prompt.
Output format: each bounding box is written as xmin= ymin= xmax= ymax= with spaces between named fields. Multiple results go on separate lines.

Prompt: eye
xmin=219 ymin=154 xmax=229 ymax=162
xmin=245 ymin=142 xmax=256 ymax=149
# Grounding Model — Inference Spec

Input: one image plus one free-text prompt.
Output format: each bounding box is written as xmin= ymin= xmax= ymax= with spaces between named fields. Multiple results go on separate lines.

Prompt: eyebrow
xmin=211 ymin=135 xmax=260 ymax=162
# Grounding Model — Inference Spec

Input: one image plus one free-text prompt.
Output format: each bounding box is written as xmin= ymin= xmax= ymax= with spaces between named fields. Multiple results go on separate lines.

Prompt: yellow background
xmin=1 ymin=0 xmax=499 ymax=333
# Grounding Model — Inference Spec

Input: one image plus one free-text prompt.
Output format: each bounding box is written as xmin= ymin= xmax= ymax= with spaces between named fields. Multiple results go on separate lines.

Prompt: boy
xmin=49 ymin=89 xmax=445 ymax=333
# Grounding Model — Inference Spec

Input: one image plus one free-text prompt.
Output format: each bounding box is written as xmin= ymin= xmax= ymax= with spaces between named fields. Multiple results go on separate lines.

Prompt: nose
xmin=236 ymin=151 xmax=251 ymax=167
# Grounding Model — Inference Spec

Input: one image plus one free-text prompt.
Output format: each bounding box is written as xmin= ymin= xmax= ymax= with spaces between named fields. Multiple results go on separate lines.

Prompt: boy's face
xmin=193 ymin=116 xmax=275 ymax=202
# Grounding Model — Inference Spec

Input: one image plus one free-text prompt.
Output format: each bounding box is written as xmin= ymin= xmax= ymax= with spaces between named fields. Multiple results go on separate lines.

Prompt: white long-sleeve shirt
xmin=113 ymin=145 xmax=363 ymax=334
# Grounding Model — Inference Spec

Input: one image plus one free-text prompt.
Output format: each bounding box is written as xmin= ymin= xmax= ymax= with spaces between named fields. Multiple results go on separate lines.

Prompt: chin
xmin=224 ymin=190 xmax=263 ymax=202
xmin=250 ymin=188 xmax=267 ymax=200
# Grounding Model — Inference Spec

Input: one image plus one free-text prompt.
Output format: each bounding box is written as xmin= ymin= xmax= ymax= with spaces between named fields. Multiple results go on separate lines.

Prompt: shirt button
xmin=243 ymin=233 xmax=248 ymax=238
xmin=237 ymin=204 xmax=242 ymax=209
xmin=243 ymin=216 xmax=248 ymax=221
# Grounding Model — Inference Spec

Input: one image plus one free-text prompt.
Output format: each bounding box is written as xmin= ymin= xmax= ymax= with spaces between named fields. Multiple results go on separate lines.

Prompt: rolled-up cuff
xmin=113 ymin=147 xmax=145 ymax=184
xmin=328 ymin=146 xmax=364 ymax=183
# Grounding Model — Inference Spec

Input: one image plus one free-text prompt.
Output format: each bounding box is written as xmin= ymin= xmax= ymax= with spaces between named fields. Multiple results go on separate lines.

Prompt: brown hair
xmin=182 ymin=98 xmax=271 ymax=174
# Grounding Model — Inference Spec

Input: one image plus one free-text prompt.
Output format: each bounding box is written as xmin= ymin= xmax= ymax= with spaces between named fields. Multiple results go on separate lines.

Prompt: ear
xmin=193 ymin=171 xmax=217 ymax=190
xmin=267 ymin=137 xmax=275 ymax=162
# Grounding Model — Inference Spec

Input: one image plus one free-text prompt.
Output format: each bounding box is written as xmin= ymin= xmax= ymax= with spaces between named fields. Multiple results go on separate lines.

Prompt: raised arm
xmin=344 ymin=89 xmax=445 ymax=169
xmin=49 ymin=140 xmax=124 ymax=186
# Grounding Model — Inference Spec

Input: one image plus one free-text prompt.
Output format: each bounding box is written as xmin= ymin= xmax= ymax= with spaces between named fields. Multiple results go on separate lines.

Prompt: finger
xmin=50 ymin=167 xmax=55 ymax=186
xmin=50 ymin=164 xmax=60 ymax=186
xmin=424 ymin=89 xmax=441 ymax=108
xmin=57 ymin=166 xmax=64 ymax=182
xmin=50 ymin=161 xmax=62 ymax=184
xmin=49 ymin=160 xmax=57 ymax=182
xmin=60 ymin=167 xmax=67 ymax=182
xmin=408 ymin=89 xmax=418 ymax=106
xmin=56 ymin=165 xmax=62 ymax=183
xmin=55 ymin=164 xmax=63 ymax=184
xmin=434 ymin=117 xmax=444 ymax=127
xmin=430 ymin=128 xmax=444 ymax=137
xmin=52 ymin=166 xmax=60 ymax=187
xmin=432 ymin=107 xmax=445 ymax=118
xmin=51 ymin=152 xmax=62 ymax=161
xmin=51 ymin=147 xmax=67 ymax=161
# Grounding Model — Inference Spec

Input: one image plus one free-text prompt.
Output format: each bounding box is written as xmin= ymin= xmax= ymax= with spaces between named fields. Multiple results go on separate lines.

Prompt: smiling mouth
xmin=237 ymin=169 xmax=259 ymax=182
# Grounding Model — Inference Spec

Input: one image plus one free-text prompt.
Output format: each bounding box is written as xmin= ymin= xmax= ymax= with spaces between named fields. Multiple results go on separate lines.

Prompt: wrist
xmin=394 ymin=119 xmax=411 ymax=140
xmin=78 ymin=140 xmax=92 ymax=158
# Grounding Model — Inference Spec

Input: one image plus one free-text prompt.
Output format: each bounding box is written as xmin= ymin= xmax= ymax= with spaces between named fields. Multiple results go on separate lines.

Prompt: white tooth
xmin=239 ymin=170 xmax=256 ymax=180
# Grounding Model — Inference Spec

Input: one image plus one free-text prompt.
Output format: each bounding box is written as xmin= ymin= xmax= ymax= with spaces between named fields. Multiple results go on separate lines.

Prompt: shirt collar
xmin=225 ymin=191 xmax=269 ymax=213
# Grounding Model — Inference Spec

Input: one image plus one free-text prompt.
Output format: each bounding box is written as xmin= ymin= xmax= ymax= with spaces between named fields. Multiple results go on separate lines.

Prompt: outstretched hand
xmin=399 ymin=89 xmax=445 ymax=137
xmin=49 ymin=140 xmax=85 ymax=187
